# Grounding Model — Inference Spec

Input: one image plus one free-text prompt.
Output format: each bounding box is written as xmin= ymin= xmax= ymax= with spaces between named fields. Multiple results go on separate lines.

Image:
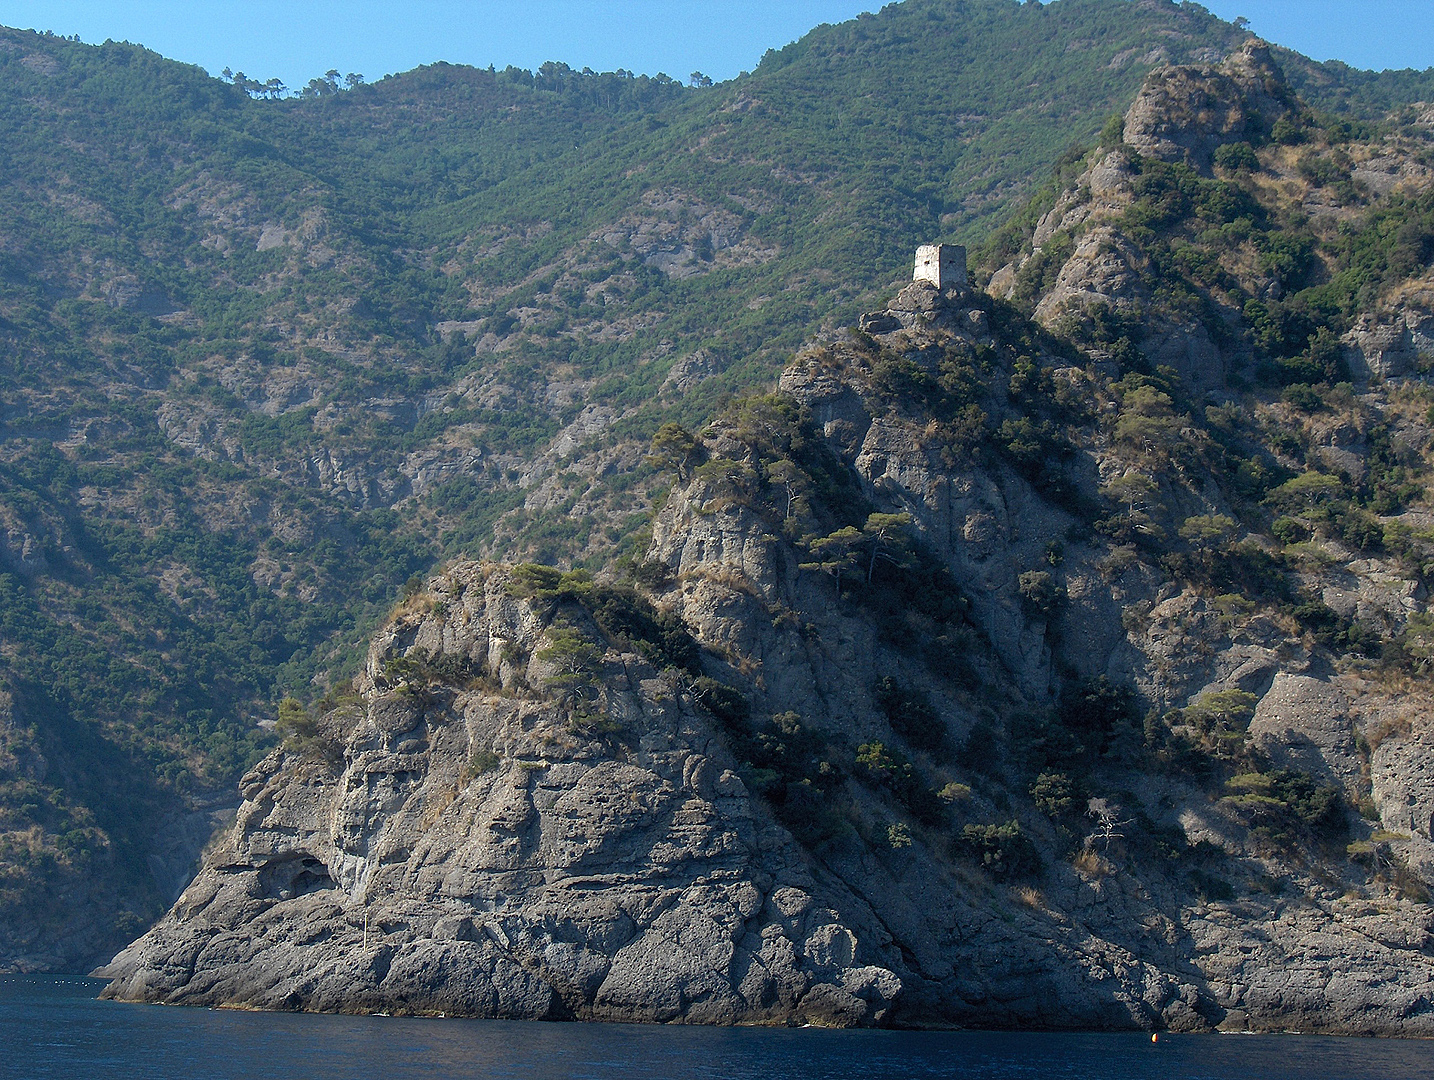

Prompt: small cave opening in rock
xmin=258 ymin=855 xmax=336 ymax=901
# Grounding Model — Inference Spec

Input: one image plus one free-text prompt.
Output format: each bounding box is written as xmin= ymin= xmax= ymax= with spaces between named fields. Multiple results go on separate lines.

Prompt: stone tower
xmin=914 ymin=243 xmax=968 ymax=289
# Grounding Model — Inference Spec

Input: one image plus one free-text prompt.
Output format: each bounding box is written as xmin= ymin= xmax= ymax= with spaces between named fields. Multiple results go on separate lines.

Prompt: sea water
xmin=5 ymin=974 xmax=1434 ymax=1080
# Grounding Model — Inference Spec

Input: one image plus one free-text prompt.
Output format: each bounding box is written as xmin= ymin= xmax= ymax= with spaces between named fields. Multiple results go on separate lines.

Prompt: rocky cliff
xmin=97 ymin=42 xmax=1434 ymax=1033
xmin=99 ymin=280 xmax=1434 ymax=1034
xmin=97 ymin=564 xmax=910 ymax=1025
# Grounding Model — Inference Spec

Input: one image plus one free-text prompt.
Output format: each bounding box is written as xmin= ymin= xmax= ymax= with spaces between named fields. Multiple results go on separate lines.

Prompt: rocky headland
xmin=100 ymin=259 xmax=1434 ymax=1032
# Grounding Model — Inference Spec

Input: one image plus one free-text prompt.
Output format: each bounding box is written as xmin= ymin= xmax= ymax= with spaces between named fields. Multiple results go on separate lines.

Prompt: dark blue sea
xmin=6 ymin=975 xmax=1434 ymax=1080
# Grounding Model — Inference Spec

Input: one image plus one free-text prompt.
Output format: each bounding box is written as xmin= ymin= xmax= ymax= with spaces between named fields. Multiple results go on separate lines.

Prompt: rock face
xmin=628 ymin=279 xmax=1434 ymax=1035
xmin=97 ymin=564 xmax=904 ymax=1026
xmin=1247 ymin=675 xmax=1360 ymax=787
xmin=97 ymin=546 xmax=1434 ymax=1033
xmin=1122 ymin=41 xmax=1294 ymax=172
xmin=1344 ymin=307 xmax=1434 ymax=382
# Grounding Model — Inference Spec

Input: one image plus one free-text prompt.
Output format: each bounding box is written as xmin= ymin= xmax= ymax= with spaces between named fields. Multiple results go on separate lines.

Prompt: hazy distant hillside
xmin=3 ymin=0 xmax=1434 ymax=971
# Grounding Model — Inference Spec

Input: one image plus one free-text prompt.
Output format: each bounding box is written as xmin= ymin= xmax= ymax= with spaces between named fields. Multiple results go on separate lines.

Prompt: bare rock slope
xmin=98 ymin=564 xmax=907 ymax=1025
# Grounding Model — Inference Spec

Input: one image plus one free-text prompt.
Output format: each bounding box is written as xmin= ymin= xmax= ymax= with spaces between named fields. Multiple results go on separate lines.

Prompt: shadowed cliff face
xmin=89 ymin=557 xmax=1233 ymax=1030
xmin=631 ymin=281 xmax=1434 ymax=1035
xmin=94 ymin=527 xmax=1434 ymax=1032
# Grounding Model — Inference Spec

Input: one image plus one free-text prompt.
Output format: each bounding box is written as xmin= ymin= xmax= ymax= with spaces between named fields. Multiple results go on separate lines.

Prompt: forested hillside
xmin=3 ymin=0 xmax=1434 ymax=971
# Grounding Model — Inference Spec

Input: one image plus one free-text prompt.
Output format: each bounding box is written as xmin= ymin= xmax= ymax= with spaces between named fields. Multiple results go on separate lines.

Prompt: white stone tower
xmin=914 ymin=243 xmax=968 ymax=289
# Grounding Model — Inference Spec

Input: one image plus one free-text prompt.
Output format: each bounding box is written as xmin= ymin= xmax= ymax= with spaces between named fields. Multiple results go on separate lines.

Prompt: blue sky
xmin=0 ymin=2 xmax=1427 ymax=90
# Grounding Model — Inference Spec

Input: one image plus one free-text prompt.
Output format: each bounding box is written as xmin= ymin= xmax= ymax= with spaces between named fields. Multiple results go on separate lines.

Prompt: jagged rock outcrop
xmin=1122 ymin=41 xmax=1296 ymax=172
xmin=77 ymin=555 xmax=1258 ymax=1031
xmin=784 ymin=285 xmax=1067 ymax=696
xmin=97 ymin=564 xmax=905 ymax=1026
xmin=1343 ymin=301 xmax=1434 ymax=382
xmin=636 ymin=281 xmax=1434 ymax=1034
xmin=989 ymin=42 xmax=1316 ymax=394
